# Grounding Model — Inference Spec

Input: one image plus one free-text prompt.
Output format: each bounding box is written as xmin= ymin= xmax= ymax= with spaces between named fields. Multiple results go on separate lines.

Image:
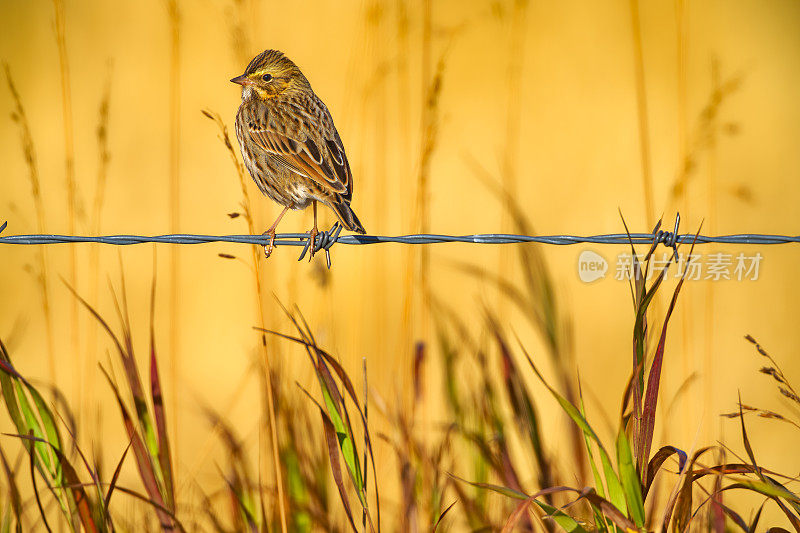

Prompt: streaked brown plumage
xmin=231 ymin=49 xmax=365 ymax=258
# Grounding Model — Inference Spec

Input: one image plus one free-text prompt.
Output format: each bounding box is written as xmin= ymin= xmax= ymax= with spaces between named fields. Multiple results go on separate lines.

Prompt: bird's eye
xmin=262 ymin=73 xmax=273 ymax=82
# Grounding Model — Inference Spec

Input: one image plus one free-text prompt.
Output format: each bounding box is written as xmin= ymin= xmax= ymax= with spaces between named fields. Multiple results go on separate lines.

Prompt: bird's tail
xmin=328 ymin=199 xmax=366 ymax=234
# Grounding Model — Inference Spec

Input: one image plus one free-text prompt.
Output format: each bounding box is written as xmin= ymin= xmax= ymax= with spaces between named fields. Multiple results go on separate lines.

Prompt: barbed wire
xmin=1 ymin=218 xmax=798 ymax=268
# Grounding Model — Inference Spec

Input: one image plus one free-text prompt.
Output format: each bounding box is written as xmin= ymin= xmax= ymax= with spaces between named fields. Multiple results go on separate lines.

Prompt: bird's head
xmin=230 ymin=49 xmax=310 ymax=100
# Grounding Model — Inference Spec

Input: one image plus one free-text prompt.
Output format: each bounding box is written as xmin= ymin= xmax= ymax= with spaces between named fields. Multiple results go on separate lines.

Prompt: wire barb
xmin=652 ymin=213 xmax=681 ymax=260
xmin=296 ymin=222 xmax=343 ymax=269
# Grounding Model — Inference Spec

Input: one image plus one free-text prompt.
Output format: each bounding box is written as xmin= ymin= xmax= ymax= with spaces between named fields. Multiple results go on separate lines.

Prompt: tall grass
xmin=202 ymin=109 xmax=289 ymax=532
xmin=668 ymin=60 xmax=743 ymax=447
xmin=0 ymin=275 xmax=183 ymax=531
xmin=1 ymin=223 xmax=798 ymax=529
xmin=629 ymin=0 xmax=655 ymax=228
xmin=165 ymin=0 xmax=183 ymax=495
xmin=52 ymin=0 xmax=81 ymax=419
xmin=85 ymin=65 xmax=113 ymax=426
xmin=4 ymin=67 xmax=56 ymax=389
xmin=497 ymin=0 xmax=529 ymax=323
xmin=402 ymin=12 xmax=446 ymax=376
xmin=463 ymin=158 xmax=587 ymax=483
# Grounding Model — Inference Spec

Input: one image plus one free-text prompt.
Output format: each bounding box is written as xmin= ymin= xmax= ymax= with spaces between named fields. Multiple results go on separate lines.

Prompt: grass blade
xmin=100 ymin=367 xmax=171 ymax=529
xmin=149 ymin=270 xmax=175 ymax=511
xmin=26 ymin=432 xmax=52 ymax=533
xmin=519 ymin=343 xmax=626 ymax=514
xmin=447 ymin=472 xmax=529 ymax=500
xmin=0 ymin=446 xmax=22 ymax=529
xmin=11 ymin=434 xmax=97 ymax=533
xmin=501 ymin=498 xmax=535 ymax=533
xmin=638 ymin=232 xmax=698 ymax=477
xmin=432 ymin=500 xmax=456 ymax=532
xmin=616 ymin=428 xmax=644 ymax=527
xmin=307 ymin=389 xmax=358 ymax=533
xmin=104 ymin=440 xmax=132 ymax=513
xmin=644 ymin=446 xmax=687 ymax=498
xmin=488 ymin=313 xmax=552 ymax=494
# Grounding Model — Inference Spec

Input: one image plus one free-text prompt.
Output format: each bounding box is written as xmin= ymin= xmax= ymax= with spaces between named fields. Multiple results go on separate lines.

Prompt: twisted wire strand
xmin=2 ymin=230 xmax=798 ymax=246
xmin=1 ymin=215 xmax=798 ymax=254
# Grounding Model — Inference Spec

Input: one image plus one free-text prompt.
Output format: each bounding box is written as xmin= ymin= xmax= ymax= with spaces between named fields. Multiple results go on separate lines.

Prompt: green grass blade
xmin=13 ymin=382 xmax=56 ymax=480
xmin=579 ymin=389 xmax=611 ymax=532
xmin=13 ymin=434 xmax=98 ymax=533
xmin=448 ymin=472 xmax=529 ymax=500
xmin=728 ymin=477 xmax=800 ymax=504
xmin=520 ymin=344 xmax=626 ymax=514
xmin=532 ymin=500 xmax=588 ymax=533
xmin=598 ymin=450 xmax=626 ymax=526
xmin=616 ymin=428 xmax=645 ymax=527
xmin=318 ymin=371 xmax=364 ymax=501
xmin=579 ymin=383 xmax=605 ymax=498
xmin=312 ymin=393 xmax=359 ymax=532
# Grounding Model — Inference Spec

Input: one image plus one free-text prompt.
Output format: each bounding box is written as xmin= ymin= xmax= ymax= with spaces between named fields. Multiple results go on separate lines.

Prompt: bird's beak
xmin=230 ymin=74 xmax=252 ymax=86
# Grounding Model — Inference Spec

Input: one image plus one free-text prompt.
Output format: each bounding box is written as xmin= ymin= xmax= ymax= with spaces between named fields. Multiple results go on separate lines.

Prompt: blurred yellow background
xmin=1 ymin=0 xmax=800 ymax=527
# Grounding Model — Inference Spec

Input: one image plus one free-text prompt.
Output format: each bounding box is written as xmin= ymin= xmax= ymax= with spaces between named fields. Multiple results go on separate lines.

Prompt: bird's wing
xmin=246 ymin=121 xmax=349 ymax=196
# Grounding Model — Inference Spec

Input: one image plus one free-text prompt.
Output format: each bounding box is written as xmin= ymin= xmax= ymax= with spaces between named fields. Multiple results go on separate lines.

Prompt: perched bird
xmin=231 ymin=49 xmax=365 ymax=259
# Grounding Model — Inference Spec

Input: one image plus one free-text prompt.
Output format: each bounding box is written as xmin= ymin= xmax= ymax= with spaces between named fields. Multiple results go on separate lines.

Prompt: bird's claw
xmin=307 ymin=227 xmax=319 ymax=261
xmin=262 ymin=230 xmax=277 ymax=258
xmin=297 ymin=222 xmax=341 ymax=268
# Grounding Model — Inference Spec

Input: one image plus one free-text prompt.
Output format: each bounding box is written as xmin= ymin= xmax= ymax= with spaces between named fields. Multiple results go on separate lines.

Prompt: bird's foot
xmin=262 ymin=229 xmax=277 ymax=258
xmin=296 ymin=223 xmax=342 ymax=268
xmin=307 ymin=226 xmax=319 ymax=261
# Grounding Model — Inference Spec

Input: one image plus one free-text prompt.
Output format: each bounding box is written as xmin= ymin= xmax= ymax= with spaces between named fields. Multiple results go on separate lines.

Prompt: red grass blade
xmin=664 ymin=446 xmax=714 ymax=531
xmin=749 ymin=503 xmax=765 ymax=531
xmin=644 ymin=445 xmax=687 ymax=498
xmin=13 ymin=433 xmax=97 ymax=533
xmin=150 ymin=265 xmax=175 ymax=511
xmin=489 ymin=314 xmax=552 ymax=495
xmin=637 ymin=270 xmax=688 ymax=474
xmin=432 ymin=500 xmax=457 ymax=532
xmin=102 ymin=485 xmax=186 ymax=532
xmin=0 ymin=445 xmax=22 ymax=524
xmin=637 ymin=228 xmax=699 ymax=476
xmin=104 ymin=439 xmax=132 ymax=513
xmin=314 ymin=394 xmax=358 ymax=533
xmin=101 ymin=368 xmax=172 ymax=530
xmin=710 ymin=469 xmax=725 ymax=533
xmin=501 ymin=498 xmax=535 ymax=533
xmin=580 ymin=489 xmax=638 ymax=531
xmin=150 ymin=330 xmax=174 ymax=511
xmin=259 ymin=313 xmax=382 ymax=530
xmin=27 ymin=431 xmax=53 ymax=533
